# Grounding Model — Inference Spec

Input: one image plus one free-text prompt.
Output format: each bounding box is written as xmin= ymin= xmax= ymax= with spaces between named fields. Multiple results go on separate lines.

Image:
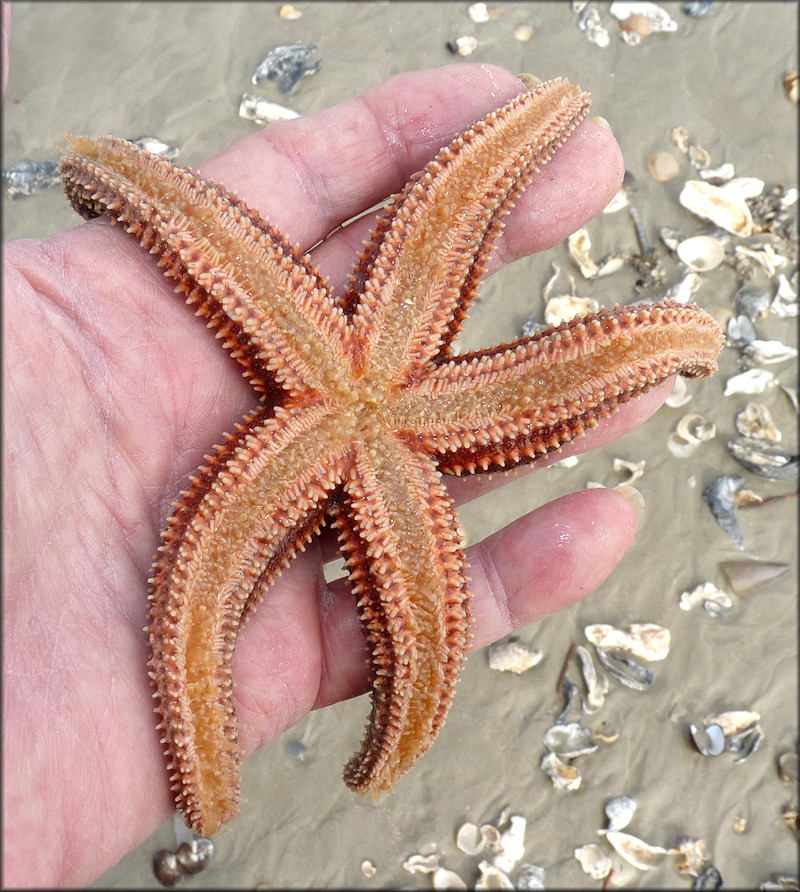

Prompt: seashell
xmin=785 ymin=70 xmax=799 ymax=104
xmin=772 ymin=273 xmax=799 ymax=318
xmin=403 ymin=853 xmax=440 ymax=874
xmin=574 ymin=844 xmax=613 ymax=879
xmin=726 ymin=314 xmax=757 ymax=345
xmin=567 ymin=228 xmax=599 ymax=278
xmin=584 ymin=622 xmax=670 ymax=661
xmin=703 ymin=710 xmax=760 ymax=738
xmin=660 ymin=226 xmax=684 ymax=251
xmin=605 ymin=796 xmax=637 ymax=831
xmin=688 ymin=144 xmax=711 ymax=170
xmin=743 ymin=339 xmax=798 ymax=365
xmin=515 ymin=864 xmax=546 ymax=890
xmin=456 ymin=822 xmax=484 ymax=856
xmin=475 ymin=861 xmax=515 ymax=890
xmin=467 ymin=2 xmax=491 ymax=23
xmin=1 ymin=159 xmax=60 ymax=198
xmin=727 ymin=437 xmax=798 ymax=480
xmin=129 ymin=137 xmax=179 ymax=159
xmin=719 ymin=559 xmax=789 ymax=595
xmin=676 ymin=235 xmax=725 ymax=272
xmin=702 ymin=475 xmax=745 ymax=550
xmin=487 ymin=639 xmax=543 ymax=674
xmin=175 ymin=841 xmax=207 ymax=876
xmin=780 ymin=384 xmax=799 ymax=413
xmin=690 ymin=721 xmax=726 ymax=756
xmin=612 ymin=458 xmax=646 ymax=484
xmin=761 ymin=870 xmax=799 ymax=891
xmin=239 ymin=94 xmax=300 ymax=125
xmin=513 ymin=23 xmax=534 ymax=41
xmin=596 ymin=254 xmax=626 ymax=277
xmin=724 ymin=176 xmax=765 ymax=200
xmin=682 ymin=1 xmax=713 ymax=16
xmin=279 ymin=4 xmax=302 ymax=19
xmin=649 ymin=150 xmax=680 ymax=182
xmin=729 ymin=724 xmax=763 ymax=763
xmin=285 ymin=739 xmax=308 ymax=761
xmin=679 ymin=581 xmax=733 ymax=613
xmin=251 ymin=44 xmax=320 ymax=92
xmin=543 ymin=722 xmax=599 ymax=758
xmin=544 ymin=295 xmax=599 ymax=326
xmin=734 ymin=285 xmax=772 ymax=321
xmin=540 ymin=751 xmax=582 ymax=790
xmin=735 ymin=243 xmax=788 ymax=278
xmin=577 ymin=5 xmax=610 ymax=47
xmin=665 ymin=375 xmax=692 ymax=407
xmin=594 ymin=646 xmax=654 ymax=690
xmin=601 ymin=830 xmax=670 ymax=870
xmin=575 ymin=644 xmax=609 ymax=712
xmin=492 ymin=815 xmax=527 ymax=873
xmin=735 ymin=402 xmax=781 ymax=442
xmin=662 ymin=271 xmax=702 ymax=304
xmin=433 ymin=867 xmax=468 ymax=890
xmin=360 ymin=860 xmax=377 ymax=878
xmin=699 ymin=162 xmax=735 ymax=183
xmin=671 ymin=126 xmax=690 ymax=153
xmin=609 ymin=1 xmax=677 ymax=32
xmin=668 ymin=413 xmax=715 ymax=457
xmin=679 ymin=180 xmax=754 ymax=237
xmin=724 ymin=368 xmax=778 ymax=396
xmin=778 ymin=751 xmax=799 ymax=785
xmin=448 ymin=35 xmax=479 ymax=56
xmin=152 ymin=850 xmax=183 ymax=887
xmin=674 ymin=837 xmax=709 ymax=878
xmin=602 ymin=187 xmax=629 ymax=213
xmin=554 ymin=678 xmax=582 ymax=725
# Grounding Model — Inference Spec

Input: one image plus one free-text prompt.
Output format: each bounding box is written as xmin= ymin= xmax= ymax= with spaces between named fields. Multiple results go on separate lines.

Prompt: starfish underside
xmin=59 ymin=78 xmax=724 ymax=836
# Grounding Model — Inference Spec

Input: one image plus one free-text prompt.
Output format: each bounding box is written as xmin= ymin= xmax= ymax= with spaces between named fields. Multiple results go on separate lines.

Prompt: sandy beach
xmin=3 ymin=2 xmax=797 ymax=888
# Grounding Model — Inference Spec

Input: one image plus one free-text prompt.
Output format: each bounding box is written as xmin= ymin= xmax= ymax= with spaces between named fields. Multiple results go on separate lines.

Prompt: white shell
xmin=675 ymin=838 xmax=709 ymax=878
xmin=456 ymin=822 xmax=484 ymax=856
xmin=605 ymin=796 xmax=637 ymax=831
xmin=603 ymin=188 xmax=629 ymax=213
xmin=575 ymin=644 xmax=609 ymax=712
xmin=574 ymin=844 xmax=613 ymax=879
xmin=433 ymin=867 xmax=468 ymax=890
xmin=568 ymin=228 xmax=599 ymax=279
xmin=744 ymin=339 xmax=798 ymax=364
xmin=679 ymin=581 xmax=732 ymax=612
xmin=545 ymin=295 xmax=599 ymax=326
xmin=492 ymin=815 xmax=527 ymax=873
xmin=487 ymin=640 xmax=543 ymax=674
xmin=676 ymin=235 xmax=726 ymax=272
xmin=467 ymin=2 xmax=491 ymax=23
xmin=584 ymin=622 xmax=670 ymax=660
xmin=703 ymin=710 xmax=760 ymax=738
xmin=542 ymin=722 xmax=598 ymax=758
xmin=612 ymin=458 xmax=646 ymax=484
xmin=662 ymin=271 xmax=702 ymax=304
xmin=609 ymin=1 xmax=677 ymax=32
xmin=699 ymin=162 xmax=735 ymax=182
xmin=601 ymin=830 xmax=670 ymax=869
xmin=402 ymin=853 xmax=440 ymax=874
xmin=238 ymin=94 xmax=300 ymax=125
xmin=735 ymin=402 xmax=781 ymax=442
xmin=665 ymin=376 xmax=692 ymax=407
xmin=360 ymin=859 xmax=376 ymax=878
xmin=724 ymin=368 xmax=778 ymax=396
xmin=540 ymin=751 xmax=581 ymax=790
xmin=679 ymin=180 xmax=754 ymax=236
xmin=475 ymin=861 xmax=515 ymax=890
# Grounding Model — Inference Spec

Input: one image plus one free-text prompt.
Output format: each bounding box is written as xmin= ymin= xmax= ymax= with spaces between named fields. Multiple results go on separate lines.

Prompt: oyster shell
xmin=724 ymin=368 xmax=779 ymax=396
xmin=584 ymin=622 xmax=670 ymax=661
xmin=605 ymin=796 xmax=637 ymax=831
xmin=544 ymin=295 xmax=599 ymax=326
xmin=601 ymin=830 xmax=670 ymax=870
xmin=735 ymin=402 xmax=781 ymax=442
xmin=540 ymin=751 xmax=582 ymax=790
xmin=433 ymin=867 xmax=468 ymax=890
xmin=487 ymin=639 xmax=543 ymax=674
xmin=574 ymin=844 xmax=613 ymax=879
xmin=679 ymin=180 xmax=755 ymax=237
xmin=679 ymin=581 xmax=733 ymax=614
xmin=542 ymin=722 xmax=598 ymax=759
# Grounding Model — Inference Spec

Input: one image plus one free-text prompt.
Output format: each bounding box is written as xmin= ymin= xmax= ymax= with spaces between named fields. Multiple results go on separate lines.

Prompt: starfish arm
xmin=148 ymin=401 xmax=350 ymax=836
xmin=335 ymin=435 xmax=470 ymax=795
xmin=387 ymin=302 xmax=726 ymax=474
xmin=346 ymin=79 xmax=590 ymax=384
xmin=58 ymin=136 xmax=352 ymax=397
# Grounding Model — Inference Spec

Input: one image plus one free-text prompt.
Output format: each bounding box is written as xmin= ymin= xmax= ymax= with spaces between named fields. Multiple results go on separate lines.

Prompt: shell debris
xmin=599 ymin=829 xmax=671 ymax=870
xmin=584 ymin=622 xmax=670 ymax=661
xmin=487 ymin=639 xmax=543 ymax=674
xmin=679 ymin=581 xmax=733 ymax=615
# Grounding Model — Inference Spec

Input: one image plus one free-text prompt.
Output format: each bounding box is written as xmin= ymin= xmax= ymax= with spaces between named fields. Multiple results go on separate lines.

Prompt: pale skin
xmin=4 ymin=10 xmax=675 ymax=884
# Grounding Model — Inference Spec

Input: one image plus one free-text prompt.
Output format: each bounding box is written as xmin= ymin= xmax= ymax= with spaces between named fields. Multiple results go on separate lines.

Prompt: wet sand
xmin=4 ymin=2 xmax=797 ymax=888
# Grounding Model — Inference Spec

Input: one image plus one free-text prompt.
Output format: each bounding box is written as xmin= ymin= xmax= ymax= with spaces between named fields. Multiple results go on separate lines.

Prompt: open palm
xmin=2 ymin=63 xmax=666 ymax=887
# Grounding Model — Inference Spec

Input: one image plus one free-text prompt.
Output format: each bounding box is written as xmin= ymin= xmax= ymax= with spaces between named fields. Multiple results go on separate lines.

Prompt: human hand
xmin=2 ymin=62 xmax=656 ymax=887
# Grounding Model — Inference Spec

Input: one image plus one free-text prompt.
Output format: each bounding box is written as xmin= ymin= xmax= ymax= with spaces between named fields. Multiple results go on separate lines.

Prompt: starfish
xmin=59 ymin=77 xmax=724 ymax=837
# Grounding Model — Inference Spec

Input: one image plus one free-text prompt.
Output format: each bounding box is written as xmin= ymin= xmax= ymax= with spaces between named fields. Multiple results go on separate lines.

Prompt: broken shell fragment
xmin=475 ymin=861 xmax=514 ymax=890
xmin=679 ymin=180 xmax=754 ymax=236
xmin=605 ymin=796 xmax=637 ymax=831
xmin=649 ymin=150 xmax=680 ymax=182
xmin=543 ymin=722 xmax=599 ymax=759
xmin=594 ymin=646 xmax=654 ymax=690
xmin=251 ymin=44 xmax=320 ymax=92
xmin=676 ymin=235 xmax=726 ymax=272
xmin=609 ymin=1 xmax=677 ymax=33
xmin=487 ymin=639 xmax=543 ymax=674
xmin=584 ymin=622 xmax=670 ymax=661
xmin=544 ymin=295 xmax=599 ymax=326
xmin=403 ymin=853 xmax=440 ymax=874
xmin=239 ymin=94 xmax=300 ymax=125
xmin=785 ymin=70 xmax=799 ymax=103
xmin=574 ymin=844 xmax=613 ymax=879
xmin=702 ymin=475 xmax=745 ymax=550
xmin=735 ymin=402 xmax=781 ymax=442
xmin=662 ymin=271 xmax=702 ymax=304
xmin=778 ymin=751 xmax=799 ymax=785
xmin=727 ymin=314 xmax=757 ymax=345
xmin=719 ymin=559 xmax=789 ymax=595
xmin=575 ymin=644 xmax=609 ymax=712
xmin=515 ymin=864 xmax=546 ymax=890
xmin=433 ymin=867 xmax=468 ymax=890
xmin=492 ymin=815 xmax=527 ymax=874
xmin=674 ymin=837 xmax=710 ymax=878
xmin=665 ymin=375 xmax=692 ymax=407
xmin=727 ymin=438 xmax=798 ymax=480
xmin=743 ymin=339 xmax=798 ymax=365
xmin=456 ymin=823 xmax=484 ymax=856
xmin=724 ymin=368 xmax=779 ymax=396
xmin=668 ymin=412 xmax=716 ymax=457
xmin=679 ymin=581 xmax=733 ymax=614
xmin=540 ymin=751 xmax=582 ymax=790
xmin=704 ymin=710 xmax=760 ymax=738
xmin=735 ymin=285 xmax=773 ymax=320
xmin=601 ymin=830 xmax=670 ymax=870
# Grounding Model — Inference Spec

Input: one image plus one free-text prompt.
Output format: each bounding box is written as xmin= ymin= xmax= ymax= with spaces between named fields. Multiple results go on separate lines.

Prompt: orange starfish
xmin=59 ymin=78 xmax=724 ymax=836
